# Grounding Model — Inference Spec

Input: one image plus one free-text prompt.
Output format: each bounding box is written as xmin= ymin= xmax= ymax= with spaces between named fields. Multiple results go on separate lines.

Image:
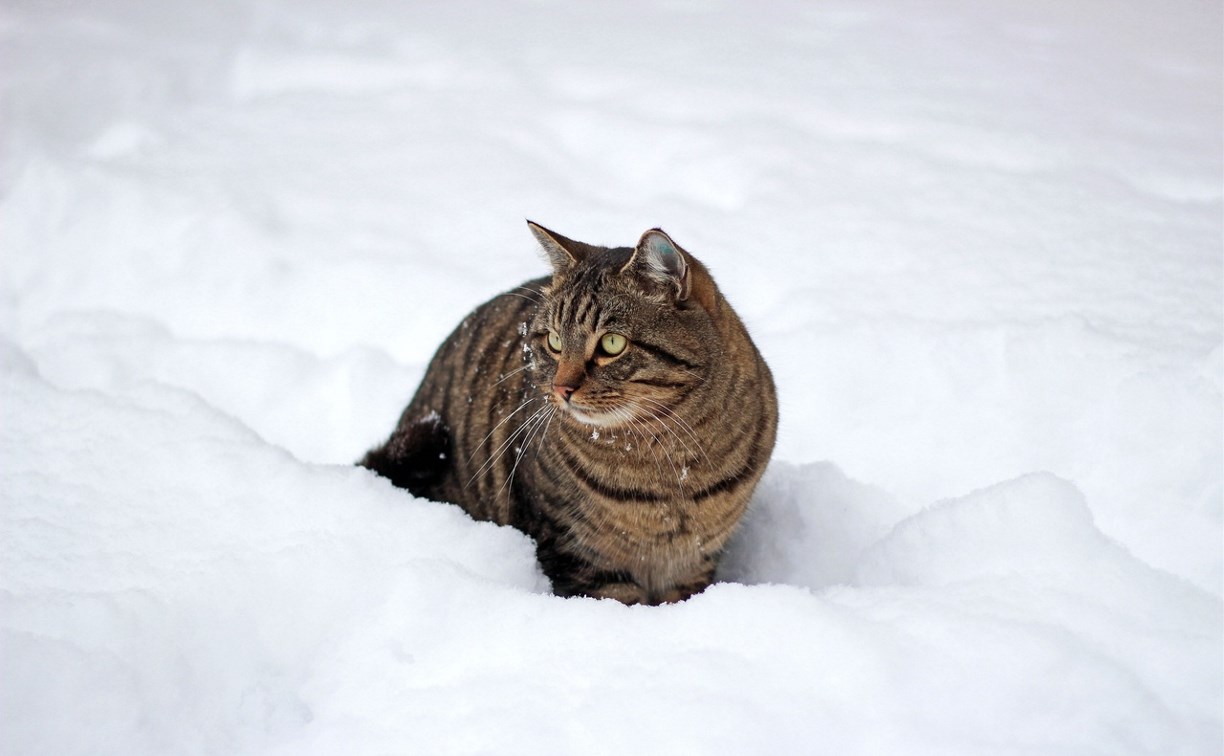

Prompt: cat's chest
xmin=541 ymin=431 xmax=724 ymax=529
xmin=569 ymin=426 xmax=705 ymax=493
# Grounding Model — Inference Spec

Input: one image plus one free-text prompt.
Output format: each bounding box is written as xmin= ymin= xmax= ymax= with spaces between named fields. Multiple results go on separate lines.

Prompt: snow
xmin=2 ymin=0 xmax=1221 ymax=753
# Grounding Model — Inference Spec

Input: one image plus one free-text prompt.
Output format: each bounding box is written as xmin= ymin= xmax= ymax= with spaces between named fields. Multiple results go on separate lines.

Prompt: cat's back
xmin=393 ymin=278 xmax=547 ymax=522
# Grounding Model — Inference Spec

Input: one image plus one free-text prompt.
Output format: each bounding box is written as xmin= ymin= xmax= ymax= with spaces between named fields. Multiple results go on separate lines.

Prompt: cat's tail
xmin=358 ymin=412 xmax=451 ymax=499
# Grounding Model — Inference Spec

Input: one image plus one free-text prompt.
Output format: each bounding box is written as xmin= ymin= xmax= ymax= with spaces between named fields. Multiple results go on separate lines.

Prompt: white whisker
xmin=622 ymin=405 xmax=676 ymax=487
xmin=467 ymin=402 xmax=550 ymax=488
xmin=503 ymin=291 xmax=542 ymax=305
xmin=491 ymin=363 xmax=532 ymax=388
xmin=470 ymin=396 xmax=542 ymax=457
xmin=633 ymin=395 xmax=712 ymax=470
xmin=500 ymin=405 xmax=553 ymax=498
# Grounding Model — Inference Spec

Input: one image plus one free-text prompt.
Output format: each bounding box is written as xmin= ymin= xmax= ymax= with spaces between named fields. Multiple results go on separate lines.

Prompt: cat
xmin=360 ymin=222 xmax=777 ymax=605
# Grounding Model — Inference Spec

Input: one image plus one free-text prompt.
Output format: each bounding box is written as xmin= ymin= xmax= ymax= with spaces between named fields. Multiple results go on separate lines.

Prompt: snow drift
xmin=2 ymin=0 xmax=1220 ymax=753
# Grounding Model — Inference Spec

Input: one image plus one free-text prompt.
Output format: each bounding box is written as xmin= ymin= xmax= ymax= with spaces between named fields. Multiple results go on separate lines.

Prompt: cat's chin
xmin=560 ymin=405 xmax=627 ymax=429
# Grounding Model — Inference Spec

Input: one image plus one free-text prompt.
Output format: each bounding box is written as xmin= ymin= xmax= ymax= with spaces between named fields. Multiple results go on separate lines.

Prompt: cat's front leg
xmin=585 ymin=569 xmax=715 ymax=606
xmin=584 ymin=581 xmax=652 ymax=605
xmin=536 ymin=542 xmax=646 ymax=603
xmin=549 ymin=557 xmax=716 ymax=606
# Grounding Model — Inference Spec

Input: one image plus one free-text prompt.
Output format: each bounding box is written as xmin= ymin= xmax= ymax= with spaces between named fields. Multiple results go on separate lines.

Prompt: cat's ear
xmin=527 ymin=220 xmax=589 ymax=273
xmin=624 ymin=228 xmax=691 ymax=302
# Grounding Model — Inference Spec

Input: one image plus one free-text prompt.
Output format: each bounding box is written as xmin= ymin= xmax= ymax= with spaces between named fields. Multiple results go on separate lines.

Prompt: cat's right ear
xmin=624 ymin=228 xmax=691 ymax=302
xmin=527 ymin=221 xmax=588 ymax=273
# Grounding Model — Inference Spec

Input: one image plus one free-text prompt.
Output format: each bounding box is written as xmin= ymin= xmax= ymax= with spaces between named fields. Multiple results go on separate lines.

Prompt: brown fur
xmin=361 ymin=223 xmax=777 ymax=605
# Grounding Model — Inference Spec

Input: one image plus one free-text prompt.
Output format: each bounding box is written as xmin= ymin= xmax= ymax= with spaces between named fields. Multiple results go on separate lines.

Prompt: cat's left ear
xmin=527 ymin=220 xmax=590 ymax=273
xmin=624 ymin=228 xmax=691 ymax=302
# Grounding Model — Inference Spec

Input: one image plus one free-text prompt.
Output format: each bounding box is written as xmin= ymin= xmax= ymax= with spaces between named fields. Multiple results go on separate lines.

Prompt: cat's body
xmin=361 ymin=223 xmax=777 ymax=605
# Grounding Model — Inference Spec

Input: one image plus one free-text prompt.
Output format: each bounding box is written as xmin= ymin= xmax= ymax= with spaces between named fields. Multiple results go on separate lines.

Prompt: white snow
xmin=2 ymin=0 xmax=1221 ymax=754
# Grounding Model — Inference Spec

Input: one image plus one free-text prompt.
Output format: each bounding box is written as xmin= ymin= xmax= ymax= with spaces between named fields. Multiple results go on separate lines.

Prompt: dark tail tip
xmin=358 ymin=413 xmax=451 ymax=498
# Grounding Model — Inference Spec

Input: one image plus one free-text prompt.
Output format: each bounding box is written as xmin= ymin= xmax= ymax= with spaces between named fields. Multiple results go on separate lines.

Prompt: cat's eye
xmin=599 ymin=332 xmax=627 ymax=356
xmin=547 ymin=331 xmax=562 ymax=353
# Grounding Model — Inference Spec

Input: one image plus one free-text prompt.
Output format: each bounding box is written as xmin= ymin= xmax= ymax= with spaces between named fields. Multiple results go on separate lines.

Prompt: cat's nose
xmin=552 ymin=382 xmax=578 ymax=402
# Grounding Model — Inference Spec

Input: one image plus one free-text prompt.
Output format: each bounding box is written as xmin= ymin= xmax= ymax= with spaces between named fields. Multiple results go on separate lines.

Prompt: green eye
xmin=600 ymin=332 xmax=627 ymax=356
xmin=547 ymin=331 xmax=562 ymax=352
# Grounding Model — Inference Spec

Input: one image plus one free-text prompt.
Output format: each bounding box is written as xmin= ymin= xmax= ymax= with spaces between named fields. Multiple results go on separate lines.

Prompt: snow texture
xmin=2 ymin=0 xmax=1221 ymax=754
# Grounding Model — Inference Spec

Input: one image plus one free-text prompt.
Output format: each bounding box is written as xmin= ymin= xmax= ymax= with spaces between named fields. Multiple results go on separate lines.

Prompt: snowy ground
xmin=2 ymin=0 xmax=1221 ymax=753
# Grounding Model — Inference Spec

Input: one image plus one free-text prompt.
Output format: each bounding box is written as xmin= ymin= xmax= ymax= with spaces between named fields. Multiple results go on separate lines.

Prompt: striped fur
xmin=361 ymin=223 xmax=777 ymax=605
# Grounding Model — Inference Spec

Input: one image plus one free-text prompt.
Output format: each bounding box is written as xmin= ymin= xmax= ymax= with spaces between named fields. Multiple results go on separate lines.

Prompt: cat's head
xmin=524 ymin=221 xmax=720 ymax=429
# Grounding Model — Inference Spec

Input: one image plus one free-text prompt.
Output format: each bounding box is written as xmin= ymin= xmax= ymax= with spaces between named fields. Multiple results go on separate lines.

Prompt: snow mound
xmin=858 ymin=472 xmax=1107 ymax=586
xmin=0 ymin=354 xmax=544 ymax=753
xmin=721 ymin=461 xmax=908 ymax=590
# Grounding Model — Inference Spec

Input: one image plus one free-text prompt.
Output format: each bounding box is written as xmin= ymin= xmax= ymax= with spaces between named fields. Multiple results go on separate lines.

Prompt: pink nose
xmin=553 ymin=383 xmax=577 ymax=402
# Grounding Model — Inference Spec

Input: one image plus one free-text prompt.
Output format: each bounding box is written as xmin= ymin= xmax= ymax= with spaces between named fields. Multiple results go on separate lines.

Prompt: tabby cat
xmin=361 ymin=222 xmax=777 ymax=605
